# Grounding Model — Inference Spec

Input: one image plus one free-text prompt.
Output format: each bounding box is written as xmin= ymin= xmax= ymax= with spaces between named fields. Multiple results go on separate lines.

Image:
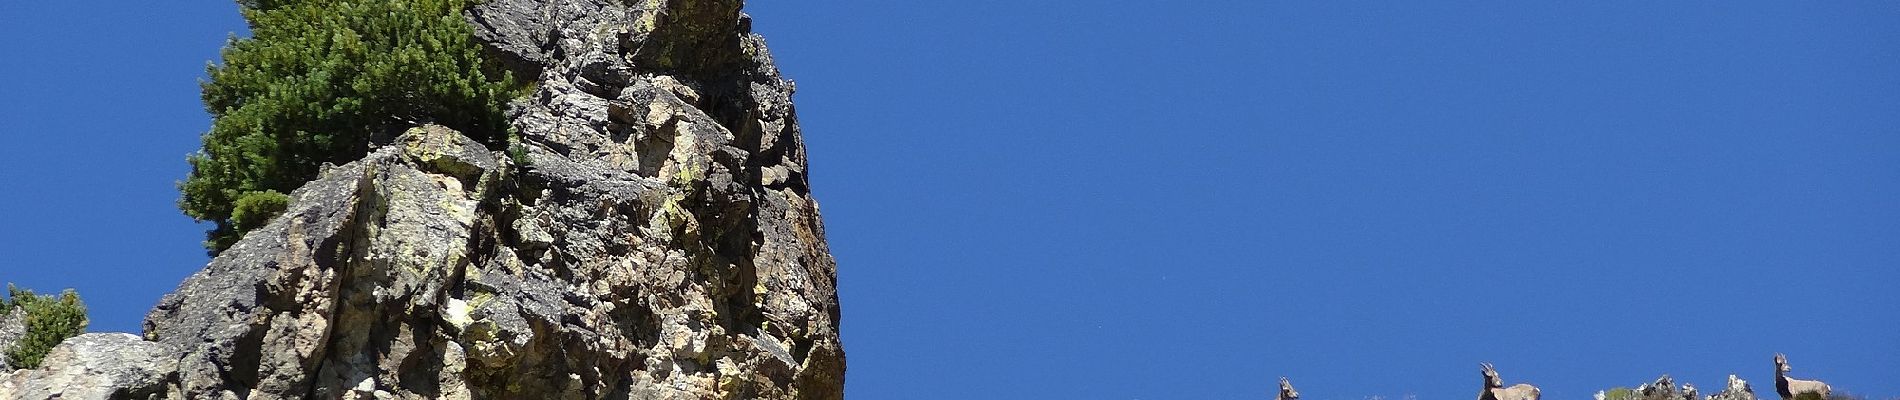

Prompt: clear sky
xmin=2 ymin=1 xmax=1896 ymax=399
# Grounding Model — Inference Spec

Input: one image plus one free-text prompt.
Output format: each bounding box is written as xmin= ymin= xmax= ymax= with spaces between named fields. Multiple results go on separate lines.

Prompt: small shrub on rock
xmin=3 ymin=284 xmax=88 ymax=369
xmin=231 ymin=190 xmax=290 ymax=233
xmin=1602 ymin=387 xmax=1637 ymax=400
xmin=180 ymin=0 xmax=521 ymax=253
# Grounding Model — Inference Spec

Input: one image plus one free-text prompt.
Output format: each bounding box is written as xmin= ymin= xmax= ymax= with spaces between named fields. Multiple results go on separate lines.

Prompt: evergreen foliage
xmin=181 ymin=0 xmax=520 ymax=253
xmin=1602 ymin=387 xmax=1635 ymax=400
xmin=231 ymin=190 xmax=290 ymax=234
xmin=3 ymin=285 xmax=87 ymax=370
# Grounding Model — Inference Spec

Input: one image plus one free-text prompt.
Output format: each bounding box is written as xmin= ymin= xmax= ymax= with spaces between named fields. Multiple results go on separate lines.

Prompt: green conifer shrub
xmin=230 ymin=190 xmax=290 ymax=234
xmin=3 ymin=285 xmax=87 ymax=370
xmin=180 ymin=0 xmax=520 ymax=253
xmin=1602 ymin=387 xmax=1635 ymax=400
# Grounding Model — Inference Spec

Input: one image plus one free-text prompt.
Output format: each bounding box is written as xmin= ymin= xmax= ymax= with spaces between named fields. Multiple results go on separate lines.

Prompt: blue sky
xmin=2 ymin=1 xmax=1896 ymax=399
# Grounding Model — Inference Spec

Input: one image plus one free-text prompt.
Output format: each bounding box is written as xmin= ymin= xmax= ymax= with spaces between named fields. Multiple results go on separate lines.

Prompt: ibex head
xmin=1279 ymin=376 xmax=1300 ymax=400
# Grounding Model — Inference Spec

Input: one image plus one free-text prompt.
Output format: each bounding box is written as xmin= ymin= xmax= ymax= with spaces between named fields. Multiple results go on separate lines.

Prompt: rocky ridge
xmin=0 ymin=0 xmax=843 ymax=398
xmin=1596 ymin=374 xmax=1762 ymax=400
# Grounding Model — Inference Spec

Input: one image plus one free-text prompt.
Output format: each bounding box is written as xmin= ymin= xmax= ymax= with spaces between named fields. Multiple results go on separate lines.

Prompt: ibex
xmin=1774 ymin=353 xmax=1830 ymax=400
xmin=1277 ymin=376 xmax=1300 ymax=400
xmin=1479 ymin=362 xmax=1541 ymax=400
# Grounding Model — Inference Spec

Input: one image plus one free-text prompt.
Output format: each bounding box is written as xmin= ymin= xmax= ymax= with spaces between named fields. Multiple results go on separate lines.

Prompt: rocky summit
xmin=0 ymin=0 xmax=844 ymax=398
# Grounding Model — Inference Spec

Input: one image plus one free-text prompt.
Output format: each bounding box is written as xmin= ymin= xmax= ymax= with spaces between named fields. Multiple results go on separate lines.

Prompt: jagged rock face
xmin=0 ymin=333 xmax=178 ymax=400
xmin=1710 ymin=375 xmax=1759 ymax=400
xmin=0 ymin=0 xmax=841 ymax=398
xmin=1626 ymin=375 xmax=1699 ymax=400
xmin=0 ymin=308 xmax=23 ymax=372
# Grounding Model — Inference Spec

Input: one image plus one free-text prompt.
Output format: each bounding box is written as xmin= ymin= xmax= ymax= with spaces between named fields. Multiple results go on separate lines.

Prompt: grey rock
xmin=0 ymin=0 xmax=846 ymax=399
xmin=1615 ymin=375 xmax=1700 ymax=400
xmin=1709 ymin=375 xmax=1759 ymax=400
xmin=0 ymin=333 xmax=178 ymax=400
xmin=5 ymin=0 xmax=840 ymax=398
xmin=468 ymin=0 xmax=638 ymax=92
xmin=0 ymin=308 xmax=23 ymax=372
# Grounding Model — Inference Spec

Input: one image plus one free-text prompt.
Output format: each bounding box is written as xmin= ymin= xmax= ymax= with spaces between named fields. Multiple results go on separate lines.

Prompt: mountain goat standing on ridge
xmin=1479 ymin=363 xmax=1541 ymax=400
xmin=1774 ymin=353 xmax=1830 ymax=400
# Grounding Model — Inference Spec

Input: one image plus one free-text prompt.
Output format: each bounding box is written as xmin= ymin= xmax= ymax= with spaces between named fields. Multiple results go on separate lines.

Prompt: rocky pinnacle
xmin=0 ymin=0 xmax=843 ymax=398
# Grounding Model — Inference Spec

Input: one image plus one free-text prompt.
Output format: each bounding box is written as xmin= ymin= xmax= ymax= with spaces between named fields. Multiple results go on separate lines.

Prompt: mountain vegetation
xmin=2 ymin=285 xmax=87 ymax=370
xmin=179 ymin=0 xmax=520 ymax=252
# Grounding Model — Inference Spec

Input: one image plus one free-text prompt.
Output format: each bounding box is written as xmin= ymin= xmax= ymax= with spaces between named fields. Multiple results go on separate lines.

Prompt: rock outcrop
xmin=0 ymin=333 xmax=177 ymax=400
xmin=1634 ymin=375 xmax=1697 ymax=400
xmin=0 ymin=0 xmax=843 ymax=398
xmin=1602 ymin=374 xmax=1755 ymax=400
xmin=0 ymin=308 xmax=23 ymax=372
xmin=1709 ymin=375 xmax=1760 ymax=400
